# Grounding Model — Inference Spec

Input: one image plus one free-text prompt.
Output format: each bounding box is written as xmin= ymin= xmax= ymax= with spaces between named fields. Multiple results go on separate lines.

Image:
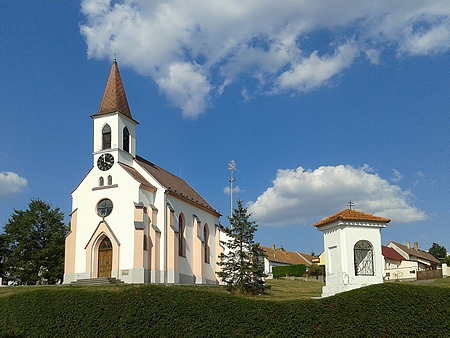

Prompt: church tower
xmin=92 ymin=60 xmax=138 ymax=169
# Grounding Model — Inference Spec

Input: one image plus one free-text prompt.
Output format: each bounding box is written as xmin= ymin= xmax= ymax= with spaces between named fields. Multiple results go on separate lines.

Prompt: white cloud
xmin=156 ymin=62 xmax=211 ymax=118
xmin=391 ymin=169 xmax=403 ymax=183
xmin=276 ymin=41 xmax=360 ymax=92
xmin=223 ymin=185 xmax=242 ymax=195
xmin=0 ymin=172 xmax=27 ymax=199
xmin=247 ymin=165 xmax=426 ymax=227
xmin=80 ymin=0 xmax=450 ymax=118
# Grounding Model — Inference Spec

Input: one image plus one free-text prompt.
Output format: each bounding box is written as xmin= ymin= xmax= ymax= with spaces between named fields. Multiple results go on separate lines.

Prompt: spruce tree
xmin=216 ymin=199 xmax=266 ymax=294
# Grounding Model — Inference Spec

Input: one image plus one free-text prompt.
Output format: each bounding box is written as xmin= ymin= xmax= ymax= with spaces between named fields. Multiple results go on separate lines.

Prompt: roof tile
xmin=95 ymin=61 xmax=132 ymax=119
xmin=390 ymin=241 xmax=439 ymax=264
xmin=260 ymin=246 xmax=313 ymax=266
xmin=313 ymin=209 xmax=390 ymax=227
xmin=135 ymin=155 xmax=220 ymax=216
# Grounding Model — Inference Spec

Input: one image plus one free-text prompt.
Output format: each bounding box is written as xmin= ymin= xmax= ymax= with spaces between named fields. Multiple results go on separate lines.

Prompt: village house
xmin=384 ymin=241 xmax=440 ymax=281
xmin=260 ymin=245 xmax=313 ymax=279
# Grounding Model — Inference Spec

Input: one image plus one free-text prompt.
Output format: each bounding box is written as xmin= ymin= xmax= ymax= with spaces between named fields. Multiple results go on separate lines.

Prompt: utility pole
xmin=228 ymin=160 xmax=237 ymax=219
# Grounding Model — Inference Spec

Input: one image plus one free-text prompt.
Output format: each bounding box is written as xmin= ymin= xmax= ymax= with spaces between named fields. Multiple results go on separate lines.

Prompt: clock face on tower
xmin=97 ymin=153 xmax=114 ymax=171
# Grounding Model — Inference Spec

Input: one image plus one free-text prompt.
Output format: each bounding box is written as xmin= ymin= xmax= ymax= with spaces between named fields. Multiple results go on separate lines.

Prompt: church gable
xmin=135 ymin=156 xmax=220 ymax=216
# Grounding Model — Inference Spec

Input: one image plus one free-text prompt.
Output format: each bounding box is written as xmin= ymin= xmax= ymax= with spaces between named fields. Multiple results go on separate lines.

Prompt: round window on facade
xmin=97 ymin=199 xmax=113 ymax=217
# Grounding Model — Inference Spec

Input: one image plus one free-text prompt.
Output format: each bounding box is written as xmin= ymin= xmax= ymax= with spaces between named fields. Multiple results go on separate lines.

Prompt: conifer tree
xmin=216 ymin=199 xmax=266 ymax=294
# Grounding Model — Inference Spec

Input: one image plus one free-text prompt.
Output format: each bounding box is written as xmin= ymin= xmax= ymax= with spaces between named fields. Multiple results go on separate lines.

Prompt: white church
xmin=64 ymin=61 xmax=223 ymax=285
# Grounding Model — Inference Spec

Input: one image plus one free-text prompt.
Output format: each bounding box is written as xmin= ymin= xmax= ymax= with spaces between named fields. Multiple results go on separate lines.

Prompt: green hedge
xmin=1 ymin=283 xmax=450 ymax=337
xmin=272 ymin=264 xmax=306 ymax=278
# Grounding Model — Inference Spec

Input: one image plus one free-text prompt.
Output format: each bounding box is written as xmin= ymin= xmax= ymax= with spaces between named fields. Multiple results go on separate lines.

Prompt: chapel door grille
xmin=354 ymin=241 xmax=374 ymax=276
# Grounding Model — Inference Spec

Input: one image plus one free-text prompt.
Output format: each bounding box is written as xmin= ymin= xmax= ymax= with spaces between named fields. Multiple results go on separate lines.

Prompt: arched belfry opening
xmin=98 ymin=237 xmax=113 ymax=278
xmin=102 ymin=124 xmax=111 ymax=150
xmin=123 ymin=127 xmax=130 ymax=152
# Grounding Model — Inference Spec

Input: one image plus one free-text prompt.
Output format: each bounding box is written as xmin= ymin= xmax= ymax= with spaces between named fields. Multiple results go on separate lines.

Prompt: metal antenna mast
xmin=228 ymin=160 xmax=237 ymax=219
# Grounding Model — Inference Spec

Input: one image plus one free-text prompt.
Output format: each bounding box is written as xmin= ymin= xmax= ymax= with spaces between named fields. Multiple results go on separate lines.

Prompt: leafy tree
xmin=428 ymin=242 xmax=447 ymax=260
xmin=216 ymin=199 xmax=266 ymax=295
xmin=440 ymin=255 xmax=450 ymax=266
xmin=0 ymin=199 xmax=68 ymax=285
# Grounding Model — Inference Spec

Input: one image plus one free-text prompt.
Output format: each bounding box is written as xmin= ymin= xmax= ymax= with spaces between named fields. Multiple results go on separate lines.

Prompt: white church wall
xmin=168 ymin=195 xmax=220 ymax=284
xmin=67 ymin=163 xmax=143 ymax=283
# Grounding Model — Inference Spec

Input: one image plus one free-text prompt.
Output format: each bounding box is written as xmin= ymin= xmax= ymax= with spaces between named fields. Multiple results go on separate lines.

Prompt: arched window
xmin=178 ymin=214 xmax=185 ymax=257
xmin=102 ymin=124 xmax=111 ymax=150
xmin=107 ymin=175 xmax=112 ymax=185
xmin=354 ymin=240 xmax=374 ymax=276
xmin=99 ymin=177 xmax=104 ymax=186
xmin=204 ymin=224 xmax=210 ymax=263
xmin=100 ymin=237 xmax=112 ymax=250
xmin=123 ymin=127 xmax=130 ymax=152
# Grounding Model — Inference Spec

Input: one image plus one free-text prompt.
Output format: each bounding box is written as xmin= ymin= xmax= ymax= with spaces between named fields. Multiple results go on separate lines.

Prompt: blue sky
xmin=1 ymin=1 xmax=449 ymax=255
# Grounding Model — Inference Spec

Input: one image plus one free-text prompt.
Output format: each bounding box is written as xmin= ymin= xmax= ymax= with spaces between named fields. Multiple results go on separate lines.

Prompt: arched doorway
xmin=98 ymin=237 xmax=112 ymax=278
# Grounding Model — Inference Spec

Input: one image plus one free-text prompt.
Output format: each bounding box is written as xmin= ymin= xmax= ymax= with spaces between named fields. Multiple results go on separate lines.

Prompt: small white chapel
xmin=314 ymin=207 xmax=390 ymax=297
xmin=64 ymin=60 xmax=223 ymax=285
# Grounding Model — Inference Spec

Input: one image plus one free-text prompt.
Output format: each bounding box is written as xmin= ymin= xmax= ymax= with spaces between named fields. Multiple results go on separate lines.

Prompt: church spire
xmin=95 ymin=60 xmax=132 ymax=119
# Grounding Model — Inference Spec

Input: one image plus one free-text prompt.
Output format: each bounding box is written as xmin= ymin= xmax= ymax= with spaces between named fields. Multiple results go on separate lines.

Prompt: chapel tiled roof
xmin=135 ymin=155 xmax=220 ymax=216
xmin=260 ymin=246 xmax=313 ymax=266
xmin=382 ymin=245 xmax=405 ymax=261
xmin=95 ymin=60 xmax=133 ymax=119
xmin=389 ymin=241 xmax=439 ymax=264
xmin=313 ymin=209 xmax=390 ymax=227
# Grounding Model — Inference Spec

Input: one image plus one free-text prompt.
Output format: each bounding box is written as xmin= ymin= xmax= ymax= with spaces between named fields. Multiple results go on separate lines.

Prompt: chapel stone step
xmin=70 ymin=277 xmax=124 ymax=286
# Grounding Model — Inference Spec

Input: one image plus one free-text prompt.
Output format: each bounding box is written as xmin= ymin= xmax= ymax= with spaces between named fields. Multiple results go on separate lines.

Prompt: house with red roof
xmin=383 ymin=241 xmax=440 ymax=281
xmin=382 ymin=245 xmax=418 ymax=281
xmin=260 ymin=245 xmax=313 ymax=278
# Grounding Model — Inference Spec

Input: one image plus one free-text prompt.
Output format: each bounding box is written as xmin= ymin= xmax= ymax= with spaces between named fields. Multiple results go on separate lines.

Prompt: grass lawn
xmin=2 ymin=277 xmax=449 ymax=301
xmin=258 ymin=278 xmax=323 ymax=301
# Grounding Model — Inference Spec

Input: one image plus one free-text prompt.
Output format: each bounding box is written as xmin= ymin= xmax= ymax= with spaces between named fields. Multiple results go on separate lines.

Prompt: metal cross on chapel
xmin=347 ymin=200 xmax=354 ymax=210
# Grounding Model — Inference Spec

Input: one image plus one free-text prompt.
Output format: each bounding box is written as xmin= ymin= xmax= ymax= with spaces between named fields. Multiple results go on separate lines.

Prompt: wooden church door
xmin=98 ymin=237 xmax=112 ymax=278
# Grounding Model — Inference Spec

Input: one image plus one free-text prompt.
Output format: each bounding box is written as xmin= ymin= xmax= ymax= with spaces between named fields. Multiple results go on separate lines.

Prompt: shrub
xmin=1 ymin=282 xmax=450 ymax=337
xmin=307 ymin=264 xmax=325 ymax=276
xmin=273 ymin=264 xmax=306 ymax=278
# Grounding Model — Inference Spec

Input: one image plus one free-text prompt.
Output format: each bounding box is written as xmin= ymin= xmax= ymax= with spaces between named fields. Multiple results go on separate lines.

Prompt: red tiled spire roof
xmin=95 ymin=60 xmax=132 ymax=119
xmin=313 ymin=209 xmax=390 ymax=227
